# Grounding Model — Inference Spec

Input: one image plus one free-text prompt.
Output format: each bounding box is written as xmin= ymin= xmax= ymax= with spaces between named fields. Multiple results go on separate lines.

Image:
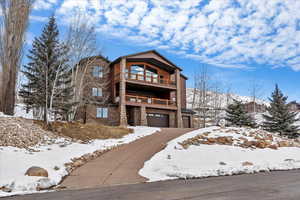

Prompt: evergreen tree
xmin=225 ymin=99 xmax=257 ymax=128
xmin=263 ymin=84 xmax=299 ymax=137
xmin=19 ymin=16 xmax=73 ymax=123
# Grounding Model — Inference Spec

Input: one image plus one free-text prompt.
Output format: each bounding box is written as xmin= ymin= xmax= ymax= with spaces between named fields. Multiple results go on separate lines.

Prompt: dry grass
xmin=35 ymin=121 xmax=133 ymax=142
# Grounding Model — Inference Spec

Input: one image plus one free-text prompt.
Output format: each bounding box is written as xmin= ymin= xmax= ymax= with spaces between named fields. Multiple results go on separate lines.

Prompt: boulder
xmin=73 ymin=160 xmax=84 ymax=167
xmin=207 ymin=138 xmax=217 ymax=143
xmin=242 ymin=161 xmax=254 ymax=166
xmin=278 ymin=141 xmax=290 ymax=147
xmin=25 ymin=166 xmax=48 ymax=177
xmin=268 ymin=144 xmax=278 ymax=150
xmin=218 ymin=119 xmax=226 ymax=128
xmin=219 ymin=161 xmax=227 ymax=166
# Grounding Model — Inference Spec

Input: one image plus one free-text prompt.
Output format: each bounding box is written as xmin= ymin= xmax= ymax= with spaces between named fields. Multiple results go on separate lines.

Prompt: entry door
xmin=183 ymin=116 xmax=191 ymax=128
xmin=147 ymin=113 xmax=169 ymax=127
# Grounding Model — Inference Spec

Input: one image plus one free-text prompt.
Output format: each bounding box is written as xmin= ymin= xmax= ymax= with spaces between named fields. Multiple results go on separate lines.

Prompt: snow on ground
xmin=0 ymin=104 xmax=33 ymax=119
xmin=0 ymin=126 xmax=160 ymax=197
xmin=139 ymin=127 xmax=300 ymax=182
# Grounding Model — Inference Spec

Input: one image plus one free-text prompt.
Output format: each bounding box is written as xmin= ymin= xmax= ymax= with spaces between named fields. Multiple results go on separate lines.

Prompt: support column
xmin=119 ymin=58 xmax=127 ymax=127
xmin=140 ymin=106 xmax=147 ymax=126
xmin=176 ymin=69 xmax=183 ymax=128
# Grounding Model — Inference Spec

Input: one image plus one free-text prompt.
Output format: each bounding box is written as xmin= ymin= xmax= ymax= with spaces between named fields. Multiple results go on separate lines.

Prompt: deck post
xmin=176 ymin=69 xmax=183 ymax=128
xmin=119 ymin=58 xmax=127 ymax=127
xmin=140 ymin=106 xmax=147 ymax=126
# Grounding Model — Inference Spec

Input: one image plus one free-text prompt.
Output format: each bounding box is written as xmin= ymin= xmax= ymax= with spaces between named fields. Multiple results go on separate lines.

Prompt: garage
xmin=182 ymin=116 xmax=191 ymax=128
xmin=147 ymin=113 xmax=169 ymax=127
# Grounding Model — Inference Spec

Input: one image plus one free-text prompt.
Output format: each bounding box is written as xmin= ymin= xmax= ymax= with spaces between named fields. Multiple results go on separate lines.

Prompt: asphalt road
xmin=4 ymin=170 xmax=300 ymax=200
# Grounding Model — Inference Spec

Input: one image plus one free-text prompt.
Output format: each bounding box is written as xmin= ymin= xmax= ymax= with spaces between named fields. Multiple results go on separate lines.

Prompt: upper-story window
xmin=92 ymin=87 xmax=102 ymax=97
xmin=92 ymin=66 xmax=103 ymax=78
xmin=146 ymin=66 xmax=158 ymax=83
xmin=130 ymin=65 xmax=144 ymax=80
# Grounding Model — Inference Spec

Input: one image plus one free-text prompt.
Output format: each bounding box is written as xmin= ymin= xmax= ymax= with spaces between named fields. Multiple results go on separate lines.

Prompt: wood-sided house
xmin=75 ymin=50 xmax=194 ymax=128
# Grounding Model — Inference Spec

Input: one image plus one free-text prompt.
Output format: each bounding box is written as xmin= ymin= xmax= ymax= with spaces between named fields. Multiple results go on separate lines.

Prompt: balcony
xmin=115 ymin=73 xmax=176 ymax=89
xmin=125 ymin=95 xmax=177 ymax=110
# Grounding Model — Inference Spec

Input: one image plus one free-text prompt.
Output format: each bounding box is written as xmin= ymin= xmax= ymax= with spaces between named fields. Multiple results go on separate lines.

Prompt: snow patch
xmin=0 ymin=126 xmax=160 ymax=197
xmin=139 ymin=127 xmax=300 ymax=182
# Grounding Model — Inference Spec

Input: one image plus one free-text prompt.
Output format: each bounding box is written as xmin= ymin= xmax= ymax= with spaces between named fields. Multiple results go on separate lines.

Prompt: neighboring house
xmin=288 ymin=101 xmax=300 ymax=112
xmin=242 ymin=101 xmax=266 ymax=113
xmin=75 ymin=50 xmax=194 ymax=128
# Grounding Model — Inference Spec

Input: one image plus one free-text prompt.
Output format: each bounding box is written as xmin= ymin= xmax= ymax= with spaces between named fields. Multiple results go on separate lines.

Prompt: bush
xmin=35 ymin=121 xmax=133 ymax=142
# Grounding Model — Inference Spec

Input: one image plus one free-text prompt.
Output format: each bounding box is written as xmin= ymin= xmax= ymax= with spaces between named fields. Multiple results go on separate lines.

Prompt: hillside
xmin=186 ymin=88 xmax=269 ymax=110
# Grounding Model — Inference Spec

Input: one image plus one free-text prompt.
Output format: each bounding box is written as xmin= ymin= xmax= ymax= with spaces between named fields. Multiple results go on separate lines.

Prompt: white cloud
xmin=56 ymin=0 xmax=300 ymax=70
xmin=29 ymin=15 xmax=48 ymax=22
xmin=33 ymin=0 xmax=57 ymax=10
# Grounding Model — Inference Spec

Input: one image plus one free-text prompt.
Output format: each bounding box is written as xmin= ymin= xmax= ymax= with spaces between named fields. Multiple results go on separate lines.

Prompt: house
xmin=75 ymin=50 xmax=194 ymax=128
xmin=288 ymin=101 xmax=300 ymax=112
xmin=242 ymin=101 xmax=266 ymax=113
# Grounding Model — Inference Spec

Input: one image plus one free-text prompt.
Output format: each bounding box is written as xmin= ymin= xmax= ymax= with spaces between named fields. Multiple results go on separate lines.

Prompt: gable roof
xmin=110 ymin=50 xmax=182 ymax=71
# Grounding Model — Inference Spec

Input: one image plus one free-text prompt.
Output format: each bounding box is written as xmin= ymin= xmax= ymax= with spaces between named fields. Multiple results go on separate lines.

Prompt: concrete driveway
xmin=6 ymin=170 xmax=300 ymax=200
xmin=61 ymin=128 xmax=195 ymax=189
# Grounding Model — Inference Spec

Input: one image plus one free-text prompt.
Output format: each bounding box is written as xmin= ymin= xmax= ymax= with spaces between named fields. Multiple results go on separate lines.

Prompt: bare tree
xmin=0 ymin=0 xmax=34 ymax=115
xmin=193 ymin=65 xmax=211 ymax=128
xmin=249 ymin=79 xmax=264 ymax=113
xmin=211 ymin=82 xmax=223 ymax=124
xmin=64 ymin=12 xmax=108 ymax=121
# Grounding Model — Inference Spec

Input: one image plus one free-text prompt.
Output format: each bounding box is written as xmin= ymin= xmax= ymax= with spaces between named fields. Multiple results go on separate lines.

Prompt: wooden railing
xmin=114 ymin=73 xmax=176 ymax=86
xmin=126 ymin=95 xmax=176 ymax=107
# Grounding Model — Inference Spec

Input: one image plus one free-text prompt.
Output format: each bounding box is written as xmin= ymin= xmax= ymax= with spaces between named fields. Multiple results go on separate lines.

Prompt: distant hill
xmin=186 ymin=88 xmax=269 ymax=110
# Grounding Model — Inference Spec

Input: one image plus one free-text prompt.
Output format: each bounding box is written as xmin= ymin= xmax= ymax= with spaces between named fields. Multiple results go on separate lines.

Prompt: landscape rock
xmin=219 ymin=162 xmax=227 ymax=166
xmin=242 ymin=161 xmax=254 ymax=166
xmin=25 ymin=166 xmax=48 ymax=177
xmin=268 ymin=144 xmax=278 ymax=150
xmin=278 ymin=141 xmax=290 ymax=147
xmin=0 ymin=117 xmax=59 ymax=149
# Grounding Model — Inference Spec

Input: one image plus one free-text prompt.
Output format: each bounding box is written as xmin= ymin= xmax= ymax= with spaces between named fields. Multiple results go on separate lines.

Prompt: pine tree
xmin=225 ymin=99 xmax=257 ymax=128
xmin=19 ymin=16 xmax=74 ymax=123
xmin=263 ymin=84 xmax=299 ymax=137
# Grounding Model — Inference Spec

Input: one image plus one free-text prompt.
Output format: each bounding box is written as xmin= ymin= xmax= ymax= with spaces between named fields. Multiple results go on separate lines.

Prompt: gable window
xmin=96 ymin=107 xmax=108 ymax=118
xmin=92 ymin=87 xmax=102 ymax=96
xmin=92 ymin=66 xmax=103 ymax=78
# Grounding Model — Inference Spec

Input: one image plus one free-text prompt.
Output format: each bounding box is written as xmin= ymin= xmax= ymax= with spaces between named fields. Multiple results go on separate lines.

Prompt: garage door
xmin=182 ymin=116 xmax=191 ymax=128
xmin=147 ymin=113 xmax=169 ymax=127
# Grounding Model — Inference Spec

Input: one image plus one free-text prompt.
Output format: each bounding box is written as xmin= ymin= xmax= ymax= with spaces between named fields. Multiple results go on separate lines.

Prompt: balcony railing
xmin=115 ymin=73 xmax=176 ymax=87
xmin=126 ymin=95 xmax=176 ymax=107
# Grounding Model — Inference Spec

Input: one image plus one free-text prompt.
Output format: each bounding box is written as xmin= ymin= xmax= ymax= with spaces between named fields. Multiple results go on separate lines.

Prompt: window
xmin=130 ymin=65 xmax=144 ymax=80
xmin=96 ymin=107 xmax=108 ymax=118
xmin=92 ymin=88 xmax=102 ymax=96
xmin=146 ymin=66 xmax=158 ymax=83
xmin=92 ymin=66 xmax=103 ymax=78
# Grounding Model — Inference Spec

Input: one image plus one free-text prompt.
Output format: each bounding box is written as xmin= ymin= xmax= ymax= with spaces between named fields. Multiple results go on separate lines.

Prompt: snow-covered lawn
xmin=139 ymin=126 xmax=300 ymax=182
xmin=0 ymin=126 xmax=160 ymax=197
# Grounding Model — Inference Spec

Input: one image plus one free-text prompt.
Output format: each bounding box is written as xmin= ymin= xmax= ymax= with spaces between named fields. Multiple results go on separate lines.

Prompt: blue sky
xmin=26 ymin=0 xmax=300 ymax=101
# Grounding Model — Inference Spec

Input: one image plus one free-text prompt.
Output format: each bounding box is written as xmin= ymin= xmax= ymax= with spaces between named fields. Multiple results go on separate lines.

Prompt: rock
xmin=284 ymin=159 xmax=295 ymax=162
xmin=73 ymin=160 xmax=84 ymax=167
xmin=268 ymin=144 xmax=278 ymax=150
xmin=25 ymin=166 xmax=48 ymax=177
xmin=207 ymin=138 xmax=217 ymax=143
xmin=219 ymin=161 xmax=227 ymax=166
xmin=242 ymin=161 xmax=254 ymax=166
xmin=218 ymin=119 xmax=226 ymax=128
xmin=243 ymin=141 xmax=255 ymax=148
xmin=0 ymin=186 xmax=12 ymax=193
xmin=54 ymin=166 xmax=60 ymax=171
xmin=255 ymin=140 xmax=270 ymax=149
xmin=278 ymin=141 xmax=290 ymax=147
